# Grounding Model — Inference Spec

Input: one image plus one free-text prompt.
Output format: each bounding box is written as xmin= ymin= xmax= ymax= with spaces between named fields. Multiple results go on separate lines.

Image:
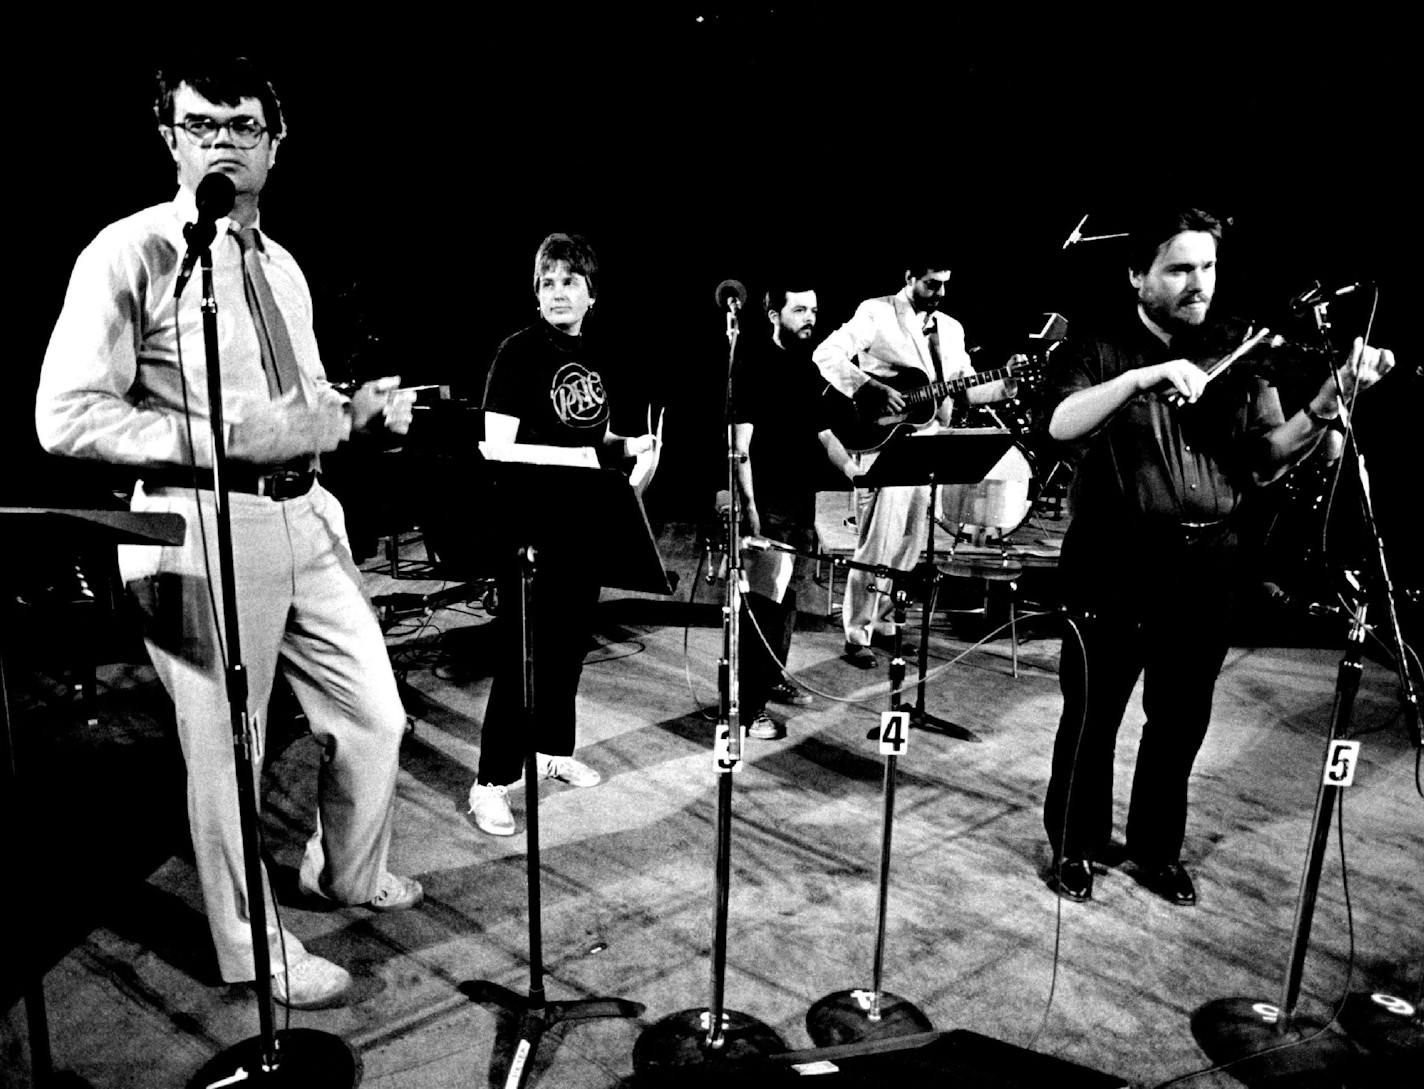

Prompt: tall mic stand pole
xmin=1191 ymin=299 xmax=1422 ymax=1084
xmin=183 ymin=239 xmax=355 ymax=1089
xmin=634 ymin=294 xmax=786 ymax=1071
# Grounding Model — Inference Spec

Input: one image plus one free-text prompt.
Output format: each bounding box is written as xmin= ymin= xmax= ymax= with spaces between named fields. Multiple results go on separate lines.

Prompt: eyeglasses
xmin=173 ymin=116 xmax=268 ymax=149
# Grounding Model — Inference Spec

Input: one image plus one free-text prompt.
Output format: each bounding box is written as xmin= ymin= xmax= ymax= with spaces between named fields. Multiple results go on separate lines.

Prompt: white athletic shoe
xmin=535 ymin=753 xmax=602 ymax=787
xmin=468 ymin=782 xmax=516 ymax=835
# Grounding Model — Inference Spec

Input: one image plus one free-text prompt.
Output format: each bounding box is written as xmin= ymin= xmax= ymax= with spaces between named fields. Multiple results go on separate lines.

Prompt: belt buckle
xmin=263 ymin=469 xmax=305 ymax=500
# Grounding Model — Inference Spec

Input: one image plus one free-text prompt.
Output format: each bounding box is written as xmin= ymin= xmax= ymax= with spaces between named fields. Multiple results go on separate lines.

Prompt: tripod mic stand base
xmin=186 ymin=1028 xmax=357 ymax=1089
xmin=806 ymin=989 xmax=934 ymax=1048
xmin=1190 ymin=997 xmax=1353 ymax=1088
xmin=633 ymin=1008 xmax=786 ymax=1072
xmin=866 ymin=709 xmax=983 ymax=744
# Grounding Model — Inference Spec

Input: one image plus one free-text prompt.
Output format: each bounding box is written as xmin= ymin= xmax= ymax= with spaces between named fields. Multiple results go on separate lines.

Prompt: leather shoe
xmin=841 ymin=642 xmax=878 ymax=669
xmin=1053 ymin=857 xmax=1094 ymax=902
xmin=1139 ymin=860 xmax=1196 ymax=906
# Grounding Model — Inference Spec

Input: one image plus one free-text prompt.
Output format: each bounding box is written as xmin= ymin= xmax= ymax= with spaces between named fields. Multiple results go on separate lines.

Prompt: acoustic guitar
xmin=827 ymin=356 xmax=1043 ymax=454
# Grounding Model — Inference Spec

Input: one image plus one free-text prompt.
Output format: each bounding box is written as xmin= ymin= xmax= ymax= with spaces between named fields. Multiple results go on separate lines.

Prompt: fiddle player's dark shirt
xmin=1040 ymin=309 xmax=1287 ymax=532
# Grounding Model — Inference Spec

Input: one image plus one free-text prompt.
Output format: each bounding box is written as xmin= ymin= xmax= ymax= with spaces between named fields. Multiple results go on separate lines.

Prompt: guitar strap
xmin=923 ymin=313 xmax=946 ymax=383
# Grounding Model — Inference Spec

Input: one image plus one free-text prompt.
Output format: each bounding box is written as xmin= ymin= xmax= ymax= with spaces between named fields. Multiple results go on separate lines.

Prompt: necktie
xmin=233 ymin=227 xmax=304 ymax=402
xmin=923 ymin=314 xmax=945 ymax=382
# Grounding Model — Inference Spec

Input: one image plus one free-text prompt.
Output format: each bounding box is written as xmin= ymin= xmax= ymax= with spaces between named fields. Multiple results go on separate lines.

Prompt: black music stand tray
xmin=1 ymin=507 xmax=185 ymax=1089
xmin=855 ymin=430 xmax=1013 ymax=743
xmin=457 ymin=461 xmax=672 ymax=1089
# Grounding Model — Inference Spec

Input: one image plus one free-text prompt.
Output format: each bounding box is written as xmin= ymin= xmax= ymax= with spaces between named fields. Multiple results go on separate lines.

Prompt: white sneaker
xmin=271 ymin=951 xmax=352 ymax=1009
xmin=365 ymin=872 xmax=424 ymax=912
xmin=747 ymin=711 xmax=785 ymax=740
xmin=535 ymin=753 xmax=602 ymax=787
xmin=468 ymin=782 xmax=516 ymax=835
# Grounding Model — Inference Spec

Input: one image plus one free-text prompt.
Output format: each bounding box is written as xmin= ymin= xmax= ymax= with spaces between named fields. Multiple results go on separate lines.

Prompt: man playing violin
xmin=814 ymin=256 xmax=1018 ymax=667
xmin=1039 ymin=206 xmax=1395 ymax=907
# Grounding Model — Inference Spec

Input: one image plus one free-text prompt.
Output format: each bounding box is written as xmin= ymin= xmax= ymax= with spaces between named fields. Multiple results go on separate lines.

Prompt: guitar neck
xmin=902 ymin=363 xmax=1021 ymax=408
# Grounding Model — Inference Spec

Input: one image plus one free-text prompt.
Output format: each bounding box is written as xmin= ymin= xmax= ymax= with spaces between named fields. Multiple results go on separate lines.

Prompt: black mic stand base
xmin=1189 ymin=997 xmax=1353 ymax=1088
xmin=187 ymin=1028 xmax=358 ymax=1089
xmin=460 ymin=981 xmax=644 ymax=1088
xmin=806 ymin=989 xmax=934 ymax=1048
xmin=1336 ymin=990 xmax=1424 ymax=1085
xmin=633 ymin=1008 xmax=786 ymax=1072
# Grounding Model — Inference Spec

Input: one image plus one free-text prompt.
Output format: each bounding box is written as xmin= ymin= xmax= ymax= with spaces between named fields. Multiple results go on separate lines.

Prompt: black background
xmin=11 ymin=10 xmax=1419 ymax=593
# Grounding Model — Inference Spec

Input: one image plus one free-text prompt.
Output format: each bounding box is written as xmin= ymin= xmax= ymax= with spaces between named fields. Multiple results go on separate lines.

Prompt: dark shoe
xmin=841 ymin=642 xmax=878 ymax=669
xmin=769 ymin=681 xmax=812 ymax=707
xmin=1139 ymin=860 xmax=1196 ymax=906
xmin=1052 ymin=857 xmax=1094 ymax=902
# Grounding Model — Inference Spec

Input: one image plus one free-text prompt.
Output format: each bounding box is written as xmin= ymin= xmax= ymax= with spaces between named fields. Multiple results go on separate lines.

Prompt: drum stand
xmin=807 ymin=579 xmax=935 ymax=1046
xmin=1191 ymin=314 xmax=1422 ymax=1085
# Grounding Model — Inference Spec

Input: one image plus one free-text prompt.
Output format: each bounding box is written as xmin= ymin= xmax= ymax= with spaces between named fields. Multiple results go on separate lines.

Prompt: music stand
xmin=855 ymin=430 xmax=1013 ymax=744
xmin=1 ymin=507 xmax=185 ymax=1088
xmin=459 ymin=460 xmax=670 ymax=1089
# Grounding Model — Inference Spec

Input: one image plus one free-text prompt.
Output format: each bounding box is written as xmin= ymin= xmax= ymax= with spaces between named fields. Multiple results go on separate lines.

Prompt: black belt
xmin=143 ymin=465 xmax=317 ymax=500
xmin=1180 ymin=519 xmax=1230 ymax=542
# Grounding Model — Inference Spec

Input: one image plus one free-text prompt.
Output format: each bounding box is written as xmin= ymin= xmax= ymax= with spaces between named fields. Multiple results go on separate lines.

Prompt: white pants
xmin=120 ymin=482 xmax=406 ymax=982
xmin=843 ymin=452 xmax=932 ymax=647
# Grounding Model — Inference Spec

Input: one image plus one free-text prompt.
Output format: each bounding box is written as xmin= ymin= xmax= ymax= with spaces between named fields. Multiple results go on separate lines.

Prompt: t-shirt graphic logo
xmin=549 ymin=362 xmax=607 ymax=428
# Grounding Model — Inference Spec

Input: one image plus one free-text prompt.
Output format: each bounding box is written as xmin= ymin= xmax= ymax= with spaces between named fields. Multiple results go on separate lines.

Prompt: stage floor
xmin=4 ymin=523 xmax=1420 ymax=1088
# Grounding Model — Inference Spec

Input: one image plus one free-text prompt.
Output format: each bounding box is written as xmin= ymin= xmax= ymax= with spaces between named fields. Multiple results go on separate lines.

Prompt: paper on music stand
xmin=478 ymin=441 xmax=600 ymax=468
xmin=628 ymin=407 xmax=665 ymax=497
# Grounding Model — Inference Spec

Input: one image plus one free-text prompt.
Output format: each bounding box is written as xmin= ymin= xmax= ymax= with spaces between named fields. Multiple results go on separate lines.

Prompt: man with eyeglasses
xmin=36 ymin=57 xmax=422 ymax=1010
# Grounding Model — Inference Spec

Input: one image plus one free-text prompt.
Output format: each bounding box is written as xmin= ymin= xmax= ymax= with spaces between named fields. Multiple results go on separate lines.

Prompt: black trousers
xmin=477 ymin=549 xmax=601 ymax=787
xmin=1043 ymin=524 xmax=1237 ymax=866
xmin=738 ymin=506 xmax=816 ymax=716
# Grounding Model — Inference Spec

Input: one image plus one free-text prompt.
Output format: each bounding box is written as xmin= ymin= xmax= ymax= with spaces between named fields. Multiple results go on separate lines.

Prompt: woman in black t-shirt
xmin=468 ymin=233 xmax=657 ymax=837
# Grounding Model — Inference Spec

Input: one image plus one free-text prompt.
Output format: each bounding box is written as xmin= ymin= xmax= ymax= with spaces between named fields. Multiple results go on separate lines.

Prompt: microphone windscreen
xmin=714 ymin=279 xmax=748 ymax=310
xmin=196 ymin=173 xmax=236 ymax=218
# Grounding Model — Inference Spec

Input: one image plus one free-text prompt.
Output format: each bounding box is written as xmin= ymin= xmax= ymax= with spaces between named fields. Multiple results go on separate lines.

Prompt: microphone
xmin=1062 ymin=214 xmax=1089 ymax=250
xmin=175 ymin=173 xmax=237 ymax=296
xmin=1288 ymin=281 xmax=1362 ymax=311
xmin=714 ymin=279 xmax=748 ymax=312
xmin=1262 ymin=581 xmax=1341 ymax=618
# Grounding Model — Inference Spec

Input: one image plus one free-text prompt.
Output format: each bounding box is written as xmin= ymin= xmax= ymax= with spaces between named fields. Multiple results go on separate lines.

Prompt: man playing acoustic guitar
xmin=814 ymin=256 xmax=1020 ymax=666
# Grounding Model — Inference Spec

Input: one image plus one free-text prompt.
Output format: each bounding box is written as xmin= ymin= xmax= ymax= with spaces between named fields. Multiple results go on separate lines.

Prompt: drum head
xmin=939 ymin=442 xmax=1038 ymax=537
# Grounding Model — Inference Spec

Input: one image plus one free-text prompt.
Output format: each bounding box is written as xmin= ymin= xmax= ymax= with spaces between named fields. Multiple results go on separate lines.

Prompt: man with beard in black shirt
xmin=1039 ymin=206 xmax=1395 ymax=906
xmin=732 ymin=276 xmax=858 ymax=739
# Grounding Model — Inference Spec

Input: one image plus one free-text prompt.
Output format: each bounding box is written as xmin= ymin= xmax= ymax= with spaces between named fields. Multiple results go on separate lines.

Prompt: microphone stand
xmin=634 ymin=293 xmax=786 ymax=1071
xmin=182 ymin=236 xmax=355 ymax=1089
xmin=1191 ymin=297 xmax=1422 ymax=1084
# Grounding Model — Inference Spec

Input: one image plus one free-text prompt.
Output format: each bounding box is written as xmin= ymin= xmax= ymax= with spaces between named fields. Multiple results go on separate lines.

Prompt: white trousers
xmin=843 ymin=452 xmax=932 ymax=647
xmin=120 ymin=482 xmax=406 ymax=982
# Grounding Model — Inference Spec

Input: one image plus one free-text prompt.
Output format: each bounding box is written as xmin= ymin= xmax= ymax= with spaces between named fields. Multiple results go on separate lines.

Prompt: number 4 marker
xmin=879 ymin=711 xmax=910 ymax=756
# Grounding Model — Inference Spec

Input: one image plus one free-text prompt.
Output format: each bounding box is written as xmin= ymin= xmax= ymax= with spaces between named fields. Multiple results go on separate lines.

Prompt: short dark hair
xmin=903 ymin=248 xmax=955 ymax=281
xmin=154 ymin=56 xmax=286 ymax=141
xmin=533 ymin=233 xmax=598 ymax=298
xmin=1126 ymin=207 xmax=1224 ymax=273
xmin=763 ymin=277 xmax=817 ymax=315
